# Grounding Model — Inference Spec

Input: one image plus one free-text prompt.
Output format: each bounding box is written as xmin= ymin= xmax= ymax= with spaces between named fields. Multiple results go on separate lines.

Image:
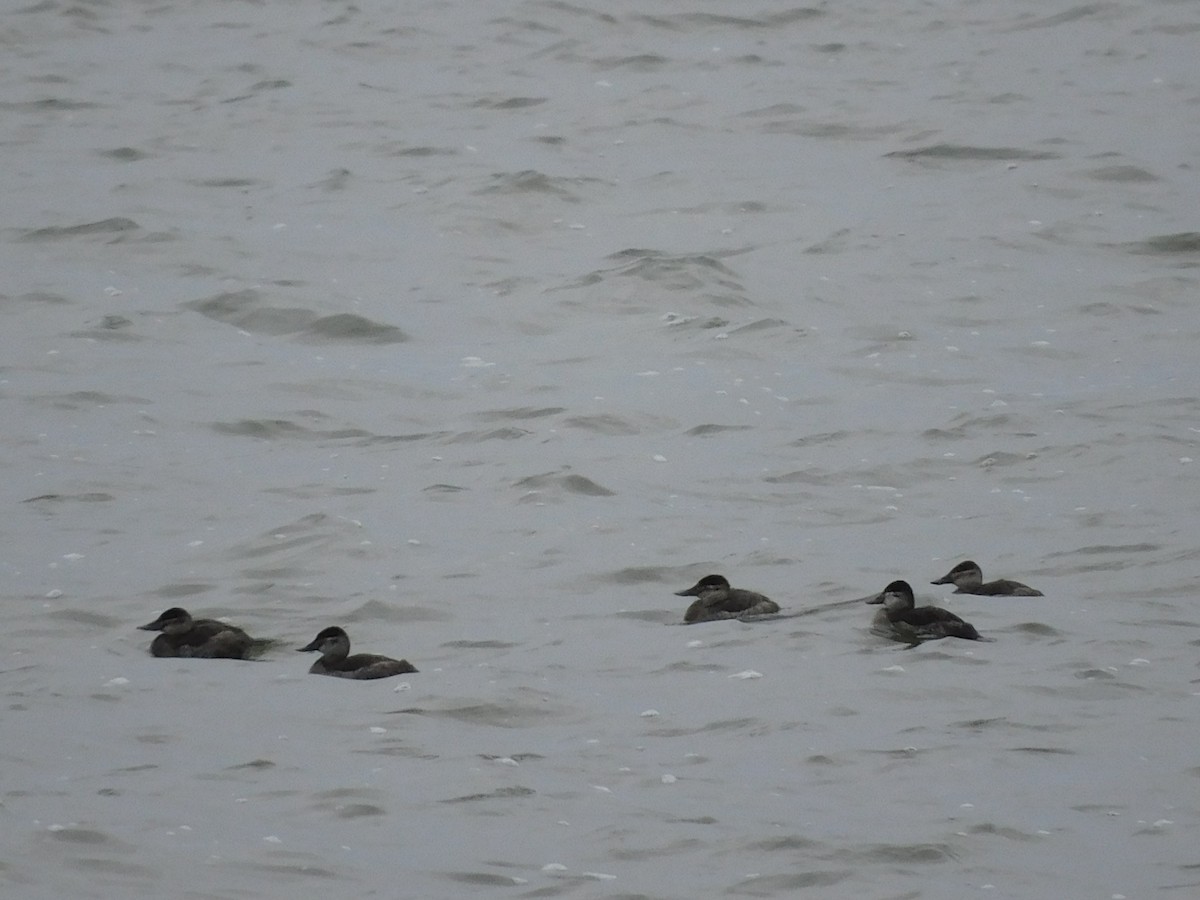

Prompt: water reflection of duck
xmin=138 ymin=607 xmax=258 ymax=659
xmin=932 ymin=560 xmax=1042 ymax=596
xmin=675 ymin=574 xmax=780 ymax=623
xmin=866 ymin=580 xmax=984 ymax=643
xmin=298 ymin=626 xmax=417 ymax=680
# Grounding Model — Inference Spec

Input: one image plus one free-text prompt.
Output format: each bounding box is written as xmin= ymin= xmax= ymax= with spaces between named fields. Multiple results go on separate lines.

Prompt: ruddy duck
xmin=138 ymin=607 xmax=259 ymax=659
xmin=932 ymin=560 xmax=1042 ymax=596
xmin=866 ymin=580 xmax=984 ymax=643
xmin=675 ymin=574 xmax=781 ymax=624
xmin=298 ymin=626 xmax=417 ymax=680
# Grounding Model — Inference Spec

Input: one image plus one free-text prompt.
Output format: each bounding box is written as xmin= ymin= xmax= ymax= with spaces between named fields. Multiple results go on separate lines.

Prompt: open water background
xmin=2 ymin=1 xmax=1199 ymax=897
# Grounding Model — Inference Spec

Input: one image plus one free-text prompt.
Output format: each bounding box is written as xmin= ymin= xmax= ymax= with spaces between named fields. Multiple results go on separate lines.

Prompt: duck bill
xmin=138 ymin=619 xmax=165 ymax=631
xmin=298 ymin=638 xmax=322 ymax=652
xmin=862 ymin=591 xmax=885 ymax=605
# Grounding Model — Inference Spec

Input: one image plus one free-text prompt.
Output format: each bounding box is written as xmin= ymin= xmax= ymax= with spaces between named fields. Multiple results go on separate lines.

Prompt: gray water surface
xmin=3 ymin=2 xmax=1199 ymax=898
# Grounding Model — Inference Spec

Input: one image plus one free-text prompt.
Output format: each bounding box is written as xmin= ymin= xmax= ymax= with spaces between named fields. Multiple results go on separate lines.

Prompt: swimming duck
xmin=298 ymin=626 xmax=417 ymax=680
xmin=866 ymin=580 xmax=984 ymax=643
xmin=138 ymin=607 xmax=258 ymax=659
xmin=932 ymin=560 xmax=1042 ymax=596
xmin=675 ymin=574 xmax=781 ymax=624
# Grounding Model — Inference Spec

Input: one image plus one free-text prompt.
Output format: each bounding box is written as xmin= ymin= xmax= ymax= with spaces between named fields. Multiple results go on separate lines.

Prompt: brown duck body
xmin=676 ymin=574 xmax=781 ymax=623
xmin=139 ymin=608 xmax=257 ymax=659
xmin=932 ymin=560 xmax=1042 ymax=596
xmin=300 ymin=626 xmax=417 ymax=680
xmin=867 ymin=581 xmax=984 ymax=643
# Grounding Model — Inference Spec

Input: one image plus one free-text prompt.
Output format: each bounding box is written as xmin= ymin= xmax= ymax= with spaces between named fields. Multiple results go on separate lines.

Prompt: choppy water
xmin=3 ymin=1 xmax=1199 ymax=897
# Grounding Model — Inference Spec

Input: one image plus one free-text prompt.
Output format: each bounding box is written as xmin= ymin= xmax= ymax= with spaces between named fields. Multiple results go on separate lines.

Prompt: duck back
xmin=311 ymin=653 xmax=418 ymax=680
xmin=150 ymin=620 xmax=253 ymax=659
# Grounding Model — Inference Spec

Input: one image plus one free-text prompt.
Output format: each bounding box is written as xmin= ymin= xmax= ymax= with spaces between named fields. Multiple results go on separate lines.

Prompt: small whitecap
xmin=369 ymin=727 xmax=387 ymax=734
xmin=636 ymin=370 xmax=660 ymax=377
xmin=496 ymin=757 xmax=519 ymax=767
xmin=583 ymin=872 xmax=616 ymax=880
xmin=592 ymin=785 xmax=611 ymax=793
xmin=661 ymin=774 xmax=677 ymax=784
xmin=392 ymin=682 xmax=412 ymax=692
xmin=1128 ymin=658 xmax=1150 ymax=667
xmin=880 ymin=665 xmax=905 ymax=674
xmin=45 ymin=589 xmax=63 ymax=599
xmin=652 ymin=454 xmax=667 ymax=462
xmin=543 ymin=863 xmax=568 ymax=873
xmin=263 ymin=835 xmax=282 ymax=844
xmin=640 ymin=709 xmax=660 ymax=718
xmin=686 ymin=640 xmax=703 ymax=648
xmin=729 ymin=670 xmax=763 ymax=680
xmin=1153 ymin=819 xmax=1173 ymax=827
xmin=104 ymin=677 xmax=130 ymax=687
